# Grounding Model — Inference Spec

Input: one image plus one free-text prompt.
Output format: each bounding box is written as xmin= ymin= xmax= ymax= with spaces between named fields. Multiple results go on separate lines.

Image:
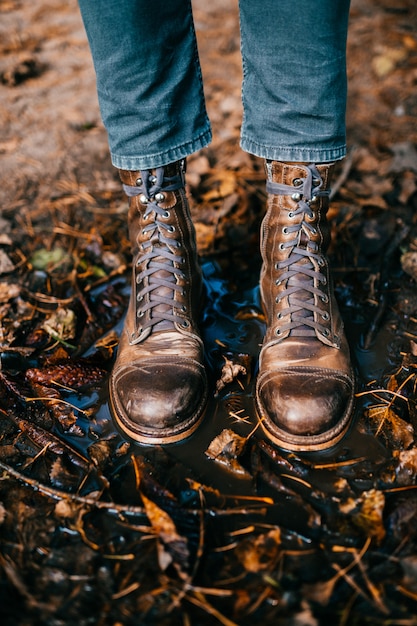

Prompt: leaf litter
xmin=1 ymin=0 xmax=417 ymax=624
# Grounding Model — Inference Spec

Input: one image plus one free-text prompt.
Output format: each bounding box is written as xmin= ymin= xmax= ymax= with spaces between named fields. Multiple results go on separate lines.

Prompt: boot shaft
xmin=119 ymin=162 xmax=203 ymax=344
xmin=260 ymin=161 xmax=342 ymax=348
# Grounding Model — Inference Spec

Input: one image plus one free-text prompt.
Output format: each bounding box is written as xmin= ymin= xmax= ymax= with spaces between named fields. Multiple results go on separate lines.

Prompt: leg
xmin=78 ymin=0 xmax=211 ymax=169
xmin=239 ymin=0 xmax=354 ymax=451
xmin=78 ymin=0 xmax=210 ymax=442
xmin=239 ymin=0 xmax=350 ymax=163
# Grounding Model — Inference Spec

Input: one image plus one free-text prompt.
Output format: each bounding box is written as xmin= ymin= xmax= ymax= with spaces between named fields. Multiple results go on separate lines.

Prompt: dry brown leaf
xmin=393 ymin=448 xmax=417 ymax=486
xmin=367 ymin=405 xmax=414 ymax=449
xmin=0 ymin=250 xmax=15 ymax=274
xmin=0 ymin=282 xmax=20 ymax=303
xmin=216 ymin=354 xmax=248 ymax=394
xmin=235 ymin=528 xmax=281 ymax=573
xmin=205 ymin=429 xmax=249 ymax=476
xmin=206 ymin=428 xmax=246 ymax=460
xmin=372 ymin=47 xmax=408 ymax=78
xmin=202 ymin=170 xmax=236 ymax=202
xmin=141 ymin=492 xmax=189 ymax=575
xmin=339 ymin=489 xmax=386 ymax=543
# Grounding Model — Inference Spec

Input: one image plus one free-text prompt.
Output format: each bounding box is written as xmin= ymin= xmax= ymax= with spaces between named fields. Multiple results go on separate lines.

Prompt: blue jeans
xmin=78 ymin=0 xmax=351 ymax=170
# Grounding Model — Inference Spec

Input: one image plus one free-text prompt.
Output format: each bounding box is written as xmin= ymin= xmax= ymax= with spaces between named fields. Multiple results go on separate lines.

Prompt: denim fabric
xmin=78 ymin=0 xmax=351 ymax=169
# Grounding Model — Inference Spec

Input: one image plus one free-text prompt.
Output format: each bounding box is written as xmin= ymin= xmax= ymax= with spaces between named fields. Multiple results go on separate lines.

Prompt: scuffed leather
xmin=109 ymin=163 xmax=207 ymax=444
xmin=256 ymin=162 xmax=354 ymax=451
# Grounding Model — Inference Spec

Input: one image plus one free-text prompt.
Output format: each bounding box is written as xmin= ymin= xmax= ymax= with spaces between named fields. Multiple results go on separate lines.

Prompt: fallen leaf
xmin=201 ymin=170 xmax=237 ymax=202
xmin=205 ymin=429 xmax=249 ymax=476
xmin=141 ymin=492 xmax=189 ymax=576
xmin=41 ymin=308 xmax=76 ymax=345
xmin=367 ymin=405 xmax=414 ymax=450
xmin=216 ymin=354 xmax=248 ymax=394
xmin=235 ymin=528 xmax=281 ymax=573
xmin=372 ymin=47 xmax=408 ymax=78
xmin=393 ymin=448 xmax=417 ymax=486
xmin=339 ymin=489 xmax=386 ymax=543
xmin=0 ymin=282 xmax=20 ymax=303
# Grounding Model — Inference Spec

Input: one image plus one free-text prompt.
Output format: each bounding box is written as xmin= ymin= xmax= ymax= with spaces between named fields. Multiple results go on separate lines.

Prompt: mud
xmin=1 ymin=0 xmax=417 ymax=624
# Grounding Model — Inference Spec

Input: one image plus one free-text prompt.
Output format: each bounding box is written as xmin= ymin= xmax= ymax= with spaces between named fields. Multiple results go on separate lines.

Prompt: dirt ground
xmin=1 ymin=1 xmax=417 ymax=625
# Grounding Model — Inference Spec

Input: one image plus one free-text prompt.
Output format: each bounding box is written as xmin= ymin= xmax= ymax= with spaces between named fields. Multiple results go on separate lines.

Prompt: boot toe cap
xmin=257 ymin=369 xmax=354 ymax=449
xmin=110 ymin=360 xmax=207 ymax=443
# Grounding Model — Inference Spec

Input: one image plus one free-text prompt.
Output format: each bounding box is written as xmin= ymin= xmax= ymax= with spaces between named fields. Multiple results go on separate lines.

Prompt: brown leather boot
xmin=256 ymin=161 xmax=354 ymax=451
xmin=110 ymin=161 xmax=208 ymax=444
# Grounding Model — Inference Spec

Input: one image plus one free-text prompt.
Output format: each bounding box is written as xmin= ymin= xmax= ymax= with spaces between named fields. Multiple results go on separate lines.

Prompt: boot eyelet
xmin=275 ymin=279 xmax=282 ymax=286
xmin=321 ymin=312 xmax=330 ymax=321
xmin=137 ymin=311 xmax=144 ymax=318
xmin=181 ymin=305 xmax=187 ymax=312
xmin=288 ymin=211 xmax=295 ymax=219
xmin=277 ymin=312 xmax=282 ymax=319
xmin=176 ymin=242 xmax=182 ymax=248
xmin=282 ymin=227 xmax=289 ymax=235
xmin=155 ymin=192 xmax=165 ymax=203
xmin=139 ymin=194 xmax=148 ymax=205
xmin=276 ymin=328 xmax=282 ymax=336
xmin=168 ymin=225 xmax=176 ymax=233
xmin=291 ymin=192 xmax=301 ymax=201
xmin=135 ymin=177 xmax=142 ymax=186
xmin=181 ymin=320 xmax=190 ymax=328
xmin=320 ymin=294 xmax=329 ymax=303
xmin=321 ymin=329 xmax=330 ymax=337
xmin=162 ymin=210 xmax=171 ymax=219
xmin=310 ymin=227 xmax=317 ymax=235
xmin=149 ymin=175 xmax=157 ymax=184
xmin=275 ymin=296 xmax=281 ymax=303
xmin=312 ymin=177 xmax=321 ymax=186
xmin=322 ymin=277 xmax=327 ymax=285
xmin=293 ymin=178 xmax=303 ymax=187
xmin=318 ymin=257 xmax=325 ymax=267
xmin=279 ymin=243 xmax=285 ymax=251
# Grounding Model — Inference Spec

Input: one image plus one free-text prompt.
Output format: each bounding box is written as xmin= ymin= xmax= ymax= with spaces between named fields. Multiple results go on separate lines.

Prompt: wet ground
xmin=1 ymin=0 xmax=417 ymax=625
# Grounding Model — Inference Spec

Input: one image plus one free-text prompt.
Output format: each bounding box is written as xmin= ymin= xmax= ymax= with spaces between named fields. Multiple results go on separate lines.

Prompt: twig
xmin=0 ymin=459 xmax=146 ymax=515
xmin=0 ymin=459 xmax=269 ymax=518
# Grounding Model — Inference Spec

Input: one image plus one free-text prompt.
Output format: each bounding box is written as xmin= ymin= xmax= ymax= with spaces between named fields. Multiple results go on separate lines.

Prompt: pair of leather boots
xmin=110 ymin=160 xmax=354 ymax=452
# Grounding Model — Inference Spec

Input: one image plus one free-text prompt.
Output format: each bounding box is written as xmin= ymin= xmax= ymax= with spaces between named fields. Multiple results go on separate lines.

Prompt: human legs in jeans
xmin=78 ymin=0 xmax=354 ymax=450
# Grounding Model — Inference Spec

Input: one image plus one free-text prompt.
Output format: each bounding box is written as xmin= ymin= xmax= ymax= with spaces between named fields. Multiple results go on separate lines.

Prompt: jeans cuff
xmin=240 ymin=136 xmax=347 ymax=163
xmin=111 ymin=127 xmax=212 ymax=171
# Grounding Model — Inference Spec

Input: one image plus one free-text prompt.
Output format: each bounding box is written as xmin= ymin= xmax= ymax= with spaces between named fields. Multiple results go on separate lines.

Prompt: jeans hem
xmin=240 ymin=136 xmax=347 ymax=163
xmin=111 ymin=126 xmax=212 ymax=170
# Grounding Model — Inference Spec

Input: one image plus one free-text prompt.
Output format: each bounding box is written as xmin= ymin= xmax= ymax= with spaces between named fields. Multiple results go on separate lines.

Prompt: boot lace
xmin=123 ymin=166 xmax=190 ymax=333
xmin=266 ymin=164 xmax=331 ymax=338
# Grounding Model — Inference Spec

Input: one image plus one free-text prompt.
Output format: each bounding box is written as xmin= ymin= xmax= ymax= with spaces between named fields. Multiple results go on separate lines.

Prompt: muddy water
xmin=73 ymin=246 xmax=400 ymax=512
